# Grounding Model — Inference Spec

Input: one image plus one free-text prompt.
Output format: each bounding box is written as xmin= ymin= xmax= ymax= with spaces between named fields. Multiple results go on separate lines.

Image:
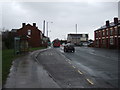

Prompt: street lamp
xmin=46 ymin=21 xmax=53 ymax=37
xmin=46 ymin=21 xmax=53 ymax=47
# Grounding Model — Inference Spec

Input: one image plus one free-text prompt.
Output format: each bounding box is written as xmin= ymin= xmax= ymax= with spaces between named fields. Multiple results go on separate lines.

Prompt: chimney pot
xmin=106 ymin=20 xmax=110 ymax=27
xmin=33 ymin=23 xmax=36 ymax=27
xmin=114 ymin=17 xmax=118 ymax=24
xmin=22 ymin=23 xmax=26 ymax=27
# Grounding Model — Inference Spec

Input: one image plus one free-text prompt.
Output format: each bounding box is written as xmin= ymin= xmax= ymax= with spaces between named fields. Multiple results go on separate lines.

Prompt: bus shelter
xmin=14 ymin=36 xmax=29 ymax=55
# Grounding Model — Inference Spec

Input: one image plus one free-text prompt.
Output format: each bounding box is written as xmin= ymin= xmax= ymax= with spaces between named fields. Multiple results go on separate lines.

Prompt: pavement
xmin=4 ymin=49 xmax=60 ymax=88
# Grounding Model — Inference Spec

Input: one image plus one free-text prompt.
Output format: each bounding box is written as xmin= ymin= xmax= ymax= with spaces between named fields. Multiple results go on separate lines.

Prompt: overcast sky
xmin=0 ymin=0 xmax=119 ymax=41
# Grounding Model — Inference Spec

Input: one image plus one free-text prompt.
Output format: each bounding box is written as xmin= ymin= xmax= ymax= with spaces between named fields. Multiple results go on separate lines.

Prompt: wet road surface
xmin=37 ymin=47 xmax=118 ymax=88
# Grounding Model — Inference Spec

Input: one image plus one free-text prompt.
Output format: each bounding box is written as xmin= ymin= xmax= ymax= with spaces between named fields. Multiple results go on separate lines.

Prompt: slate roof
xmin=95 ymin=20 xmax=120 ymax=31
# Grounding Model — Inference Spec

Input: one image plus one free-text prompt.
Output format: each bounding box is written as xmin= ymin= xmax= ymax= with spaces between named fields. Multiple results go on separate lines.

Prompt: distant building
xmin=17 ymin=23 xmax=43 ymax=47
xmin=94 ymin=17 xmax=120 ymax=49
xmin=42 ymin=35 xmax=50 ymax=47
xmin=67 ymin=34 xmax=89 ymax=45
xmin=11 ymin=29 xmax=18 ymax=32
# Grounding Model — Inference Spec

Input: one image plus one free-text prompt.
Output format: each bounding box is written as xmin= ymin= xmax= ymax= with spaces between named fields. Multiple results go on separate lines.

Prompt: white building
xmin=67 ymin=33 xmax=89 ymax=45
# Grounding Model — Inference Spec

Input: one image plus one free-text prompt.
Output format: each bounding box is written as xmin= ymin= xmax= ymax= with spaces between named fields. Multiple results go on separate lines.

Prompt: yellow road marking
xmin=78 ymin=70 xmax=83 ymax=75
xmin=68 ymin=62 xmax=71 ymax=64
xmin=86 ymin=79 xmax=94 ymax=85
xmin=72 ymin=66 xmax=76 ymax=68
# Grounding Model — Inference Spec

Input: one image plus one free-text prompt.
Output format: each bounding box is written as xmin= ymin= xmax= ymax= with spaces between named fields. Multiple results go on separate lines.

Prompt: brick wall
xmin=17 ymin=23 xmax=42 ymax=47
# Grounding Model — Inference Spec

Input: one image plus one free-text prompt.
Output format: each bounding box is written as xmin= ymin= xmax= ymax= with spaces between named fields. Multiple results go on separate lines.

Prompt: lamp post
xmin=46 ymin=21 xmax=53 ymax=47
xmin=75 ymin=24 xmax=78 ymax=45
xmin=46 ymin=21 xmax=53 ymax=37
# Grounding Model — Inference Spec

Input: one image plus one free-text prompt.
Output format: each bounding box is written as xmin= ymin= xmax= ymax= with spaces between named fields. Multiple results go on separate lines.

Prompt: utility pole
xmin=76 ymin=24 xmax=77 ymax=34
xmin=46 ymin=21 xmax=53 ymax=37
xmin=75 ymin=24 xmax=78 ymax=45
xmin=43 ymin=20 xmax=45 ymax=35
xmin=46 ymin=22 xmax=48 ymax=37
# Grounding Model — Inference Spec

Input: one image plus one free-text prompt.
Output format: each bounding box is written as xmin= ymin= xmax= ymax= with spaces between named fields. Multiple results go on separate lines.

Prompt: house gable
xmin=17 ymin=23 xmax=42 ymax=47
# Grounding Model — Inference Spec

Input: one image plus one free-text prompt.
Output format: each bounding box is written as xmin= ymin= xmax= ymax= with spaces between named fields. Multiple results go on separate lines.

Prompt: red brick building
xmin=17 ymin=23 xmax=43 ymax=47
xmin=94 ymin=17 xmax=120 ymax=49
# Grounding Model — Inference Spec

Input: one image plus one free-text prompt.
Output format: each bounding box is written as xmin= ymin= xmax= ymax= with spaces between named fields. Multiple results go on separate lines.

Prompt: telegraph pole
xmin=75 ymin=24 xmax=77 ymax=45
xmin=46 ymin=22 xmax=48 ymax=37
xmin=43 ymin=20 xmax=45 ymax=35
xmin=76 ymin=24 xmax=77 ymax=34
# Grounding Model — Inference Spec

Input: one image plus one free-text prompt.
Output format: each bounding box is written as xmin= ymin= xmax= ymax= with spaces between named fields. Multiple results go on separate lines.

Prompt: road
xmin=37 ymin=46 xmax=119 ymax=88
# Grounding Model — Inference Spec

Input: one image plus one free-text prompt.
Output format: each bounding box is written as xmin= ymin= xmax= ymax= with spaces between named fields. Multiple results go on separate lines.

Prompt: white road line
xmin=72 ymin=66 xmax=76 ymax=69
xmin=60 ymin=50 xmax=64 ymax=53
xmin=78 ymin=70 xmax=83 ymax=75
xmin=68 ymin=62 xmax=71 ymax=64
xmin=86 ymin=79 xmax=94 ymax=85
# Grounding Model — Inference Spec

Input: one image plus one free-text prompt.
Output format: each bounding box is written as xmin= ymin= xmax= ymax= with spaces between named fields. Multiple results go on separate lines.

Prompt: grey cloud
xmin=1 ymin=2 xmax=118 ymax=40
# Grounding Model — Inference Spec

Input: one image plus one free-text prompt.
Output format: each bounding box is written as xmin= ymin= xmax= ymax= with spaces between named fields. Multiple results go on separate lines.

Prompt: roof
xmin=18 ymin=23 xmax=42 ymax=33
xmin=68 ymin=33 xmax=88 ymax=36
xmin=11 ymin=29 xmax=18 ymax=32
xmin=68 ymin=33 xmax=88 ymax=38
xmin=95 ymin=20 xmax=120 ymax=31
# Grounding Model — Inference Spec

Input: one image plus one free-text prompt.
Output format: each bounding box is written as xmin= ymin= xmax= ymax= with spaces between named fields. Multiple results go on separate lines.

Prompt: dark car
xmin=64 ymin=43 xmax=75 ymax=52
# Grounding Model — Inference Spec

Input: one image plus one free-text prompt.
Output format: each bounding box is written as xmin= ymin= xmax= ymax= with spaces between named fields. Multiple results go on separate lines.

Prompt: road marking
xmin=68 ymin=62 xmax=71 ymax=64
xmin=72 ymin=65 xmax=76 ymax=68
xmin=60 ymin=50 xmax=64 ymax=53
xmin=86 ymin=79 xmax=94 ymax=85
xmin=78 ymin=70 xmax=83 ymax=75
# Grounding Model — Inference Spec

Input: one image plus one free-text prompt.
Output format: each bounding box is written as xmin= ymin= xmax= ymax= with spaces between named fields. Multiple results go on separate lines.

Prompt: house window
xmin=110 ymin=38 xmax=113 ymax=45
xmin=118 ymin=26 xmax=120 ymax=35
xmin=82 ymin=34 xmax=86 ymax=37
xmin=102 ymin=39 xmax=105 ymax=44
xmin=102 ymin=30 xmax=105 ymax=36
xmin=106 ymin=29 xmax=108 ymax=36
xmin=110 ymin=28 xmax=113 ymax=35
xmin=99 ymin=31 xmax=101 ymax=37
xmin=96 ymin=40 xmax=99 ymax=45
xmin=96 ymin=32 xmax=98 ymax=38
xmin=28 ymin=30 xmax=31 ymax=35
xmin=114 ymin=27 xmax=118 ymax=35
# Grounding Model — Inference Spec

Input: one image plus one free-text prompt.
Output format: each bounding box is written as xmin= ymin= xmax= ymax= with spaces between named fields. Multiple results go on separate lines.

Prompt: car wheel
xmin=72 ymin=50 xmax=75 ymax=53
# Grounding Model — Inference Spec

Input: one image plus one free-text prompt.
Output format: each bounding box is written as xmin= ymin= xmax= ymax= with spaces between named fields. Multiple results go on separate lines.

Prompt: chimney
xmin=106 ymin=20 xmax=110 ymax=27
xmin=114 ymin=17 xmax=118 ymax=24
xmin=33 ymin=23 xmax=36 ymax=27
xmin=22 ymin=23 xmax=26 ymax=27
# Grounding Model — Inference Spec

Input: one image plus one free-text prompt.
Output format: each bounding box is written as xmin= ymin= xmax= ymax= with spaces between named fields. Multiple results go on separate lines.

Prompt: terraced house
xmin=94 ymin=17 xmax=120 ymax=49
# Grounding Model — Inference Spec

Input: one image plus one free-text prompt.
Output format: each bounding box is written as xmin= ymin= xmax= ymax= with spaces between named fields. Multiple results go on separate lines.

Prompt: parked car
xmin=64 ymin=43 xmax=75 ymax=52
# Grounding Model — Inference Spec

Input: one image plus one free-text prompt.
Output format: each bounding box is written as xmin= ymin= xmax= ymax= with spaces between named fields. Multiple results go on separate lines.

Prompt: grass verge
xmin=29 ymin=47 xmax=46 ymax=52
xmin=2 ymin=49 xmax=16 ymax=85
